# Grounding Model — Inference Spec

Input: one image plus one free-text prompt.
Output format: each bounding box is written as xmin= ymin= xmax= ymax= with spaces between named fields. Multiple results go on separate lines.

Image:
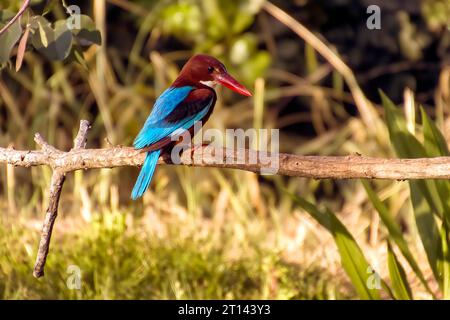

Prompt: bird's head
xmin=174 ymin=54 xmax=252 ymax=97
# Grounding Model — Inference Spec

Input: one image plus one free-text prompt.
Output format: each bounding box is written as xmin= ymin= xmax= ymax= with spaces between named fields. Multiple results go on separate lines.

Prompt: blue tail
xmin=131 ymin=150 xmax=161 ymax=200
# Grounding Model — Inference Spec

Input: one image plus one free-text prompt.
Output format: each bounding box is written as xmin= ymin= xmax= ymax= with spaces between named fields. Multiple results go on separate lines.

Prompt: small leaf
xmin=387 ymin=241 xmax=413 ymax=300
xmin=30 ymin=15 xmax=50 ymax=29
xmin=69 ymin=15 xmax=102 ymax=46
xmin=441 ymin=222 xmax=450 ymax=299
xmin=74 ymin=49 xmax=88 ymax=70
xmin=31 ymin=19 xmax=73 ymax=61
xmin=421 ymin=106 xmax=450 ymax=228
xmin=15 ymin=27 xmax=30 ymax=71
xmin=421 ymin=106 xmax=449 ymax=157
xmin=42 ymin=0 xmax=58 ymax=15
xmin=380 ymin=90 xmax=425 ymax=159
xmin=441 ymin=222 xmax=450 ymax=300
xmin=410 ymin=181 xmax=443 ymax=283
xmin=38 ymin=20 xmax=49 ymax=47
xmin=0 ymin=12 xmax=22 ymax=63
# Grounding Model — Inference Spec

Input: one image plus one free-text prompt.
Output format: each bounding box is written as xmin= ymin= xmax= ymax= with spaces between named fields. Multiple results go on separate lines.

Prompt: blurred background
xmin=0 ymin=0 xmax=449 ymax=299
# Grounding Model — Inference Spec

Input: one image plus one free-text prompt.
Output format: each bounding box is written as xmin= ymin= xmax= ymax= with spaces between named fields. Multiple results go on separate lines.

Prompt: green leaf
xmin=421 ymin=106 xmax=450 ymax=157
xmin=381 ymin=90 xmax=443 ymax=283
xmin=387 ymin=241 xmax=413 ymax=300
xmin=440 ymin=222 xmax=450 ymax=299
xmin=381 ymin=92 xmax=444 ymax=217
xmin=232 ymin=12 xmax=254 ymax=34
xmin=0 ymin=11 xmax=22 ymax=63
xmin=362 ymin=180 xmax=434 ymax=295
xmin=380 ymin=90 xmax=425 ymax=159
xmin=70 ymin=14 xmax=101 ymax=46
xmin=30 ymin=17 xmax=73 ymax=61
xmin=289 ymin=193 xmax=386 ymax=299
xmin=231 ymin=0 xmax=263 ymax=34
xmin=74 ymin=49 xmax=88 ymax=70
xmin=410 ymin=182 xmax=442 ymax=283
xmin=421 ymin=106 xmax=450 ymax=228
xmin=38 ymin=20 xmax=49 ymax=47
xmin=305 ymin=44 xmax=319 ymax=75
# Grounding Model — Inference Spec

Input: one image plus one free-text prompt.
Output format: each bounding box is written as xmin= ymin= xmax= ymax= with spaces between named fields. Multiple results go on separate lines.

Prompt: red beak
xmin=215 ymin=72 xmax=252 ymax=97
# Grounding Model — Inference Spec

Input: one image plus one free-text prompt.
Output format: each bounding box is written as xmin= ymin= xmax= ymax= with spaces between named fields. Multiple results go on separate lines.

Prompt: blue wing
xmin=133 ymin=86 xmax=215 ymax=149
xmin=134 ymin=86 xmax=193 ymax=149
xmin=131 ymin=87 xmax=215 ymax=200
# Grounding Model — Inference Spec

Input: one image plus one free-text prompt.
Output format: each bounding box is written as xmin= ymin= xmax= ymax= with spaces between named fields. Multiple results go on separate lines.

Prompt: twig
xmin=32 ymin=169 xmax=65 ymax=278
xmin=34 ymin=133 xmax=59 ymax=154
xmin=3 ymin=120 xmax=450 ymax=276
xmin=32 ymin=121 xmax=90 ymax=278
xmin=72 ymin=120 xmax=90 ymax=150
xmin=0 ymin=0 xmax=30 ymax=36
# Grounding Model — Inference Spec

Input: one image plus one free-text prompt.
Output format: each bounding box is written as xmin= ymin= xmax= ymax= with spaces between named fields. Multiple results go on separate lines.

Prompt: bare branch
xmin=32 ymin=170 xmax=65 ymax=278
xmin=72 ymin=120 xmax=90 ymax=150
xmin=34 ymin=133 xmax=60 ymax=154
xmin=32 ymin=120 xmax=90 ymax=278
xmin=4 ymin=135 xmax=450 ymax=180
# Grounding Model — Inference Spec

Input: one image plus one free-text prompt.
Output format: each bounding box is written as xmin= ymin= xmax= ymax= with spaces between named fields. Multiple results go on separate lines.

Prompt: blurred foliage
xmin=0 ymin=0 xmax=101 ymax=68
xmin=422 ymin=0 xmax=450 ymax=31
xmin=158 ymin=0 xmax=270 ymax=83
xmin=128 ymin=0 xmax=270 ymax=85
xmin=0 ymin=212 xmax=346 ymax=299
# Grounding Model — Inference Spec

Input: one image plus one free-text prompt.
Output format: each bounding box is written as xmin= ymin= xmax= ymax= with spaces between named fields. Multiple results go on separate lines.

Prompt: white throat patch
xmin=200 ymin=80 xmax=217 ymax=88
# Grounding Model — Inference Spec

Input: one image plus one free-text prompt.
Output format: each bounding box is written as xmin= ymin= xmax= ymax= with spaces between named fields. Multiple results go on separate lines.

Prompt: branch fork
xmin=32 ymin=120 xmax=90 ymax=278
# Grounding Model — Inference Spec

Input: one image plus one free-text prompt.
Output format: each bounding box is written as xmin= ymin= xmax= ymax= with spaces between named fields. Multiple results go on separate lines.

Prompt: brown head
xmin=173 ymin=54 xmax=252 ymax=97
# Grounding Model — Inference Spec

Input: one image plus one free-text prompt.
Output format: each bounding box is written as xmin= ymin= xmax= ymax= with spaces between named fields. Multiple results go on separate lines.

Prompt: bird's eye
xmin=207 ymin=66 xmax=214 ymax=74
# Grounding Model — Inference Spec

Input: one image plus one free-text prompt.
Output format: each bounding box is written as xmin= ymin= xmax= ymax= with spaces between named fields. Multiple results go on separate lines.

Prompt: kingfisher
xmin=131 ymin=54 xmax=252 ymax=199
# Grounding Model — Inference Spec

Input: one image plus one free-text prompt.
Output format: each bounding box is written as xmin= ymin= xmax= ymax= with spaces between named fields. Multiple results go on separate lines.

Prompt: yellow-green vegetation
xmin=0 ymin=208 xmax=347 ymax=299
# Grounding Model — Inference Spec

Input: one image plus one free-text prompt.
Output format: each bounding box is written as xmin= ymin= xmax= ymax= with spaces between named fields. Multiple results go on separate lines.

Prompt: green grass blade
xmin=381 ymin=92 xmax=444 ymax=217
xmin=421 ymin=106 xmax=450 ymax=228
xmin=421 ymin=105 xmax=450 ymax=294
xmin=362 ymin=180 xmax=434 ymax=296
xmin=421 ymin=106 xmax=449 ymax=157
xmin=380 ymin=91 xmax=426 ymax=159
xmin=289 ymin=194 xmax=385 ymax=299
xmin=410 ymin=181 xmax=442 ymax=284
xmin=387 ymin=241 xmax=413 ymax=300
xmin=381 ymin=91 xmax=443 ymax=284
xmin=440 ymin=222 xmax=450 ymax=299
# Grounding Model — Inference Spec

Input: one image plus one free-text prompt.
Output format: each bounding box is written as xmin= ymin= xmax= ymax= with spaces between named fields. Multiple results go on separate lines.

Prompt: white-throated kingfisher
xmin=131 ymin=54 xmax=252 ymax=199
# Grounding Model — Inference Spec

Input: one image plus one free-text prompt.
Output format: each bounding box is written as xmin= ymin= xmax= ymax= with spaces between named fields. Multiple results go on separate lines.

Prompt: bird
xmin=131 ymin=54 xmax=252 ymax=199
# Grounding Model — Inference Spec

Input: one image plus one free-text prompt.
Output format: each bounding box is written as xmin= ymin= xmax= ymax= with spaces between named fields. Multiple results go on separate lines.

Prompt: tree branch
xmin=32 ymin=121 xmax=90 ymax=278
xmin=32 ymin=169 xmax=65 ymax=278
xmin=4 ymin=140 xmax=450 ymax=180
xmin=3 ymin=120 xmax=450 ymax=277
